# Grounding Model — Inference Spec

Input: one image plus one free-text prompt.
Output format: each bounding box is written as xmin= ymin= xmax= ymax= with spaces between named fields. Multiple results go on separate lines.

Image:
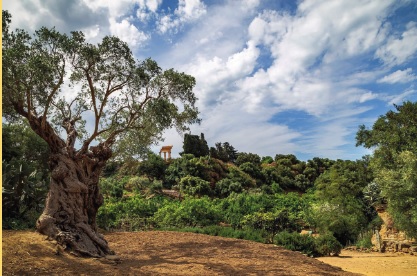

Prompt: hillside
xmin=2 ymin=230 xmax=358 ymax=275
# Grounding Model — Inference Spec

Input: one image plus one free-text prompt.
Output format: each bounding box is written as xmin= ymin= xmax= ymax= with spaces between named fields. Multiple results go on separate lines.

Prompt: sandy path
xmin=318 ymin=250 xmax=417 ymax=276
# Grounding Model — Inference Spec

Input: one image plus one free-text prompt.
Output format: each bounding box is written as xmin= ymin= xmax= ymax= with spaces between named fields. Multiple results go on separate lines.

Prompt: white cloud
xmin=82 ymin=25 xmax=101 ymax=41
xmin=386 ymin=88 xmax=417 ymax=105
xmin=157 ymin=0 xmax=207 ymax=34
xmin=5 ymin=0 xmax=416 ymax=161
xmin=136 ymin=0 xmax=162 ymax=22
xmin=238 ymin=0 xmax=398 ymax=117
xmin=376 ymin=21 xmax=417 ymax=66
xmin=186 ymin=41 xmax=260 ymax=110
xmin=81 ymin=0 xmax=136 ymax=18
xmin=176 ymin=0 xmax=207 ymax=20
xmin=195 ymin=98 xmax=300 ymax=157
xmin=138 ymin=0 xmax=162 ymax=12
xmin=109 ymin=18 xmax=150 ymax=49
xmin=378 ymin=68 xmax=417 ymax=84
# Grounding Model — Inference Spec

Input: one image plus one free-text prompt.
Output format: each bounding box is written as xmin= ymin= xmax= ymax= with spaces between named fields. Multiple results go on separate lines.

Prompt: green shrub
xmin=315 ymin=233 xmax=342 ymax=256
xmin=274 ymin=231 xmax=317 ymax=256
xmin=215 ymin=178 xmax=242 ymax=197
xmin=150 ymin=180 xmax=163 ymax=194
xmin=164 ymin=226 xmax=267 ymax=243
xmin=179 ymin=176 xmax=211 ymax=196
xmin=356 ymin=231 xmax=373 ymax=249
xmin=275 ymin=231 xmax=342 ymax=257
xmin=97 ymin=195 xmax=167 ymax=230
xmin=99 ymin=176 xmax=129 ymax=199
xmin=153 ymin=196 xmax=221 ymax=228
xmin=125 ymin=176 xmax=144 ymax=192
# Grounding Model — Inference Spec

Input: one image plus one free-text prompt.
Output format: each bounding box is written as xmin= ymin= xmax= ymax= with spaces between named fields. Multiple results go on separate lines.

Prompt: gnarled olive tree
xmin=2 ymin=11 xmax=199 ymax=257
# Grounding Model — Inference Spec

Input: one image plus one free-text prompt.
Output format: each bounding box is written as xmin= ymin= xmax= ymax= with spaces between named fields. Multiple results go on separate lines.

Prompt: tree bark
xmin=36 ymin=149 xmax=113 ymax=257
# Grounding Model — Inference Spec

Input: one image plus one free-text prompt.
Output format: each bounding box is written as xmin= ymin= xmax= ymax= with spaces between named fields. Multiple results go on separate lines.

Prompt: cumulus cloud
xmin=82 ymin=25 xmax=101 ymax=41
xmin=157 ymin=0 xmax=414 ymax=159
xmin=81 ymin=0 xmax=136 ymax=18
xmin=238 ymin=0 xmax=398 ymax=117
xmin=378 ymin=68 xmax=417 ymax=84
xmin=109 ymin=18 xmax=150 ymax=49
xmin=157 ymin=0 xmax=207 ymax=34
xmin=185 ymin=41 xmax=260 ymax=110
xmin=5 ymin=0 xmax=417 ymax=160
xmin=136 ymin=0 xmax=162 ymax=22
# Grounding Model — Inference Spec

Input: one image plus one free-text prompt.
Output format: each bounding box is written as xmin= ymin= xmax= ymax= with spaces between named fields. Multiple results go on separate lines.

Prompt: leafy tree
xmin=261 ymin=156 xmax=274 ymax=164
xmin=235 ymin=152 xmax=261 ymax=167
xmin=153 ymin=196 xmax=221 ymax=227
xmin=210 ymin=142 xmax=238 ymax=163
xmin=311 ymin=160 xmax=372 ymax=244
xmin=242 ymin=209 xmax=296 ymax=242
xmin=2 ymin=11 xmax=199 ymax=257
xmin=2 ymin=160 xmax=48 ymax=228
xmin=215 ymin=178 xmax=243 ymax=198
xmin=261 ymin=165 xmax=282 ymax=187
xmin=227 ymin=165 xmax=256 ymax=189
xmin=314 ymin=234 xmax=342 ymax=256
xmin=2 ymin=122 xmax=50 ymax=178
xmin=179 ymin=176 xmax=211 ymax=196
xmin=2 ymin=122 xmax=50 ymax=228
xmin=239 ymin=162 xmax=264 ymax=186
xmin=182 ymin=133 xmax=209 ymax=157
xmin=362 ymin=182 xmax=384 ymax=207
xmin=137 ymin=152 xmax=167 ymax=181
xmin=356 ymin=101 xmax=417 ymax=239
xmin=372 ymin=151 xmax=417 ymax=238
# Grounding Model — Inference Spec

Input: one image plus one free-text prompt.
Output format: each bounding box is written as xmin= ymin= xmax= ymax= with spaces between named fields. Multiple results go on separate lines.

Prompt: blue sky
xmin=4 ymin=0 xmax=417 ymax=161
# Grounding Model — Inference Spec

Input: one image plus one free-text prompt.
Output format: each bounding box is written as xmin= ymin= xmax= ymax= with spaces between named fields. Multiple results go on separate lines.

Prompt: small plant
xmin=274 ymin=231 xmax=317 ymax=256
xmin=356 ymin=231 xmax=373 ymax=249
xmin=315 ymin=233 xmax=342 ymax=256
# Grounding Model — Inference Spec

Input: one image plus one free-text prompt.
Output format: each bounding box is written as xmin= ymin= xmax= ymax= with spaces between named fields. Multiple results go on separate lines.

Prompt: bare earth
xmin=3 ymin=230 xmax=352 ymax=276
xmin=318 ymin=250 xmax=417 ymax=276
xmin=2 ymin=230 xmax=413 ymax=276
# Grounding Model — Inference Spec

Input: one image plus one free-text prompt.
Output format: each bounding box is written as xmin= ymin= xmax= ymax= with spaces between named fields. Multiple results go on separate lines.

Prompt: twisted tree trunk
xmin=36 ymin=146 xmax=113 ymax=257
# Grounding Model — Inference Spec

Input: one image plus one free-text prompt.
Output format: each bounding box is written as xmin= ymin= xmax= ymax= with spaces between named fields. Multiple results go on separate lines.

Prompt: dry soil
xmin=2 ymin=230 xmax=415 ymax=275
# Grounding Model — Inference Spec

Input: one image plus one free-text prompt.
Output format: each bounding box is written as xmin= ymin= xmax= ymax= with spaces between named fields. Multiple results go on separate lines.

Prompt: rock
xmin=98 ymin=254 xmax=122 ymax=265
xmin=105 ymin=255 xmax=121 ymax=261
xmin=399 ymin=242 xmax=411 ymax=251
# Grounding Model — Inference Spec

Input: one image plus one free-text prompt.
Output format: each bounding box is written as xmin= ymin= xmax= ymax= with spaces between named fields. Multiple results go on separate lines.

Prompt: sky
xmin=4 ymin=0 xmax=417 ymax=161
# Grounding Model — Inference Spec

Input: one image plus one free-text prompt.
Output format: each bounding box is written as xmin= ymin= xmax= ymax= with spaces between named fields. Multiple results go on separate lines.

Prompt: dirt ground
xmin=1 ymin=230 xmax=414 ymax=276
xmin=318 ymin=250 xmax=417 ymax=276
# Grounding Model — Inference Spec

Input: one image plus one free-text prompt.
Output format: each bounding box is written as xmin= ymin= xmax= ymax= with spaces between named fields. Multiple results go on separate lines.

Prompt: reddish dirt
xmin=2 ymin=230 xmax=359 ymax=275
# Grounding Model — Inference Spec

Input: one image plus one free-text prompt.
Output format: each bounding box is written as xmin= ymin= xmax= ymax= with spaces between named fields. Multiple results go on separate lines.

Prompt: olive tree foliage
xmin=356 ymin=101 xmax=417 ymax=239
xmin=2 ymin=11 xmax=199 ymax=257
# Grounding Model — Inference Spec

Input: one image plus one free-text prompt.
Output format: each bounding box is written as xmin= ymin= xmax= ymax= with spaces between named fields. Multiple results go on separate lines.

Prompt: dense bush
xmin=215 ymin=178 xmax=243 ymax=197
xmin=167 ymin=226 xmax=267 ymax=243
xmin=179 ymin=176 xmax=212 ymax=196
xmin=274 ymin=231 xmax=317 ymax=256
xmin=2 ymin=160 xmax=48 ymax=229
xmin=153 ymin=196 xmax=222 ymax=228
xmin=97 ymin=195 xmax=167 ymax=230
xmin=314 ymin=234 xmax=342 ymax=256
xmin=274 ymin=232 xmax=342 ymax=257
xmin=355 ymin=231 xmax=373 ymax=249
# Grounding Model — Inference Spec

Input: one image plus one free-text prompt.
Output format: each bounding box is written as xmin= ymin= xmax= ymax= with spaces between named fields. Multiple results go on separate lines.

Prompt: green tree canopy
xmin=182 ymin=133 xmax=209 ymax=158
xmin=2 ymin=10 xmax=200 ymax=257
xmin=357 ymin=101 xmax=417 ymax=239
